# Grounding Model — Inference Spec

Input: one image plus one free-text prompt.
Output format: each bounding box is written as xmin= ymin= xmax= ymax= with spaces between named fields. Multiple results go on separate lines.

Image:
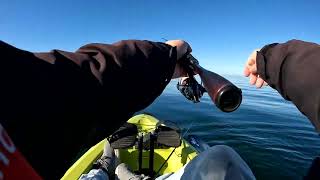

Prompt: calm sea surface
xmin=138 ymin=75 xmax=320 ymax=180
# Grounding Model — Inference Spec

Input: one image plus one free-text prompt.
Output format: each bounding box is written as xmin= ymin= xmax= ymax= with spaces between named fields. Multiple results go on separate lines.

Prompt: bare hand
xmin=165 ymin=40 xmax=192 ymax=79
xmin=244 ymin=50 xmax=268 ymax=88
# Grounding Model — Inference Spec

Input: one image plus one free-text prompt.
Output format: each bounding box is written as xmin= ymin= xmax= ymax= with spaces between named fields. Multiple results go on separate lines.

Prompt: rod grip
xmin=198 ymin=66 xmax=242 ymax=112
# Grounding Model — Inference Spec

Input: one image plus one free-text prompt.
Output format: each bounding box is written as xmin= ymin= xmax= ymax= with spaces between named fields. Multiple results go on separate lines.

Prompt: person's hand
xmin=244 ymin=50 xmax=268 ymax=88
xmin=165 ymin=40 xmax=192 ymax=79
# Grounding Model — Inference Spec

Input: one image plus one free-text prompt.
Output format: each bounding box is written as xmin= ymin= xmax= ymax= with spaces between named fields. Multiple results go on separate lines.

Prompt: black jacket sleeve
xmin=0 ymin=40 xmax=176 ymax=179
xmin=34 ymin=40 xmax=177 ymax=113
xmin=256 ymin=40 xmax=320 ymax=132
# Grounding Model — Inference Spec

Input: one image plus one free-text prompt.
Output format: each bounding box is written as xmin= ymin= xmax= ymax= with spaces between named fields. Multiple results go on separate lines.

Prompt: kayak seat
xmin=108 ymin=121 xmax=181 ymax=149
xmin=108 ymin=122 xmax=138 ymax=149
xmin=155 ymin=125 xmax=181 ymax=147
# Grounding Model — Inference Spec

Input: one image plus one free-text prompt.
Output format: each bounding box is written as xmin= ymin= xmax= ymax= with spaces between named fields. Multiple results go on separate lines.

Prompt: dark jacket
xmin=256 ymin=40 xmax=320 ymax=132
xmin=0 ymin=40 xmax=177 ymax=179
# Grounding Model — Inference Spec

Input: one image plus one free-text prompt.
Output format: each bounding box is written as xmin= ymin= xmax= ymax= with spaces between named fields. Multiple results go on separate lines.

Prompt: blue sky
xmin=1 ymin=0 xmax=319 ymax=75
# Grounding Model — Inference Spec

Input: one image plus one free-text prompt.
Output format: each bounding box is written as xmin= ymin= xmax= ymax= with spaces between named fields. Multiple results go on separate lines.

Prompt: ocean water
xmin=138 ymin=75 xmax=320 ymax=180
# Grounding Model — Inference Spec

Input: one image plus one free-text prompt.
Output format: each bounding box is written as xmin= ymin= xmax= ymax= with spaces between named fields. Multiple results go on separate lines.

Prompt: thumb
xmin=247 ymin=59 xmax=257 ymax=73
xmin=246 ymin=50 xmax=258 ymax=74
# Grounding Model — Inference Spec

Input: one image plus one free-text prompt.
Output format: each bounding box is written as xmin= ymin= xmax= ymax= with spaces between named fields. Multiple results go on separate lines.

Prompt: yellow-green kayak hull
xmin=62 ymin=114 xmax=198 ymax=180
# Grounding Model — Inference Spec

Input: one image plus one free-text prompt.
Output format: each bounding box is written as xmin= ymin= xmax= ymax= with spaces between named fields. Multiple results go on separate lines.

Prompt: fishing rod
xmin=177 ymin=54 xmax=242 ymax=112
xmin=154 ymin=42 xmax=243 ymax=177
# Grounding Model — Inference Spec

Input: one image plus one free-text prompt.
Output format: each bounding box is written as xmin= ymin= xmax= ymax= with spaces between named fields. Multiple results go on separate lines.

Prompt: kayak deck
xmin=62 ymin=114 xmax=198 ymax=179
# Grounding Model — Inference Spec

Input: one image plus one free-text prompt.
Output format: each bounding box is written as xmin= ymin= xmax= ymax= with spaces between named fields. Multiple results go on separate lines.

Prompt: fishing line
xmin=182 ymin=118 xmax=197 ymax=138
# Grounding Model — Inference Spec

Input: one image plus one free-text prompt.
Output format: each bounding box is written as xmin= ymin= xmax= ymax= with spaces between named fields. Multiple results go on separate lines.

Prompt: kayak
xmin=62 ymin=113 xmax=209 ymax=179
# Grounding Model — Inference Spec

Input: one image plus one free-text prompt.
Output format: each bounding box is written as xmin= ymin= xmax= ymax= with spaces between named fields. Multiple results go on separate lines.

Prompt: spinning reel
xmin=177 ymin=54 xmax=206 ymax=103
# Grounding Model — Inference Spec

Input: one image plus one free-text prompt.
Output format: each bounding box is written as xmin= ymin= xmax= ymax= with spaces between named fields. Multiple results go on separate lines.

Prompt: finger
xmin=243 ymin=67 xmax=250 ymax=77
xmin=255 ymin=77 xmax=265 ymax=88
xmin=249 ymin=74 xmax=258 ymax=85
